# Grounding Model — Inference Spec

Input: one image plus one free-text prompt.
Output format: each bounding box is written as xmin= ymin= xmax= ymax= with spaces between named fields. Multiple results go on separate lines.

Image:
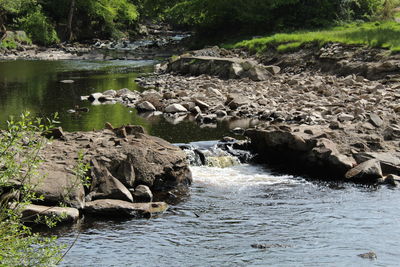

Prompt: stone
xmin=90 ymin=159 xmax=133 ymax=202
xmin=358 ymin=251 xmax=377 ymax=260
xmin=384 ymin=174 xmax=400 ymax=186
xmin=88 ymin=93 xmax=104 ymax=102
xmin=369 ymin=113 xmax=384 ymax=128
xmin=131 ymin=185 xmax=153 ymax=202
xmin=338 ymin=113 xmax=354 ymax=122
xmin=60 ymin=80 xmax=74 ymax=84
xmin=194 ymin=99 xmax=210 ymax=110
xmin=84 ymin=199 xmax=168 ymax=218
xmin=136 ymin=101 xmax=156 ymax=112
xmin=43 ymin=127 xmax=66 ymax=140
xmin=345 ymin=159 xmax=383 ymax=183
xmin=215 ymin=110 xmax=227 ymax=117
xmin=31 ymin=167 xmax=85 ymax=209
xmin=226 ymin=94 xmax=249 ymax=110
xmin=164 ymin=104 xmax=188 ymax=113
xmin=167 ymin=55 xmax=271 ymax=81
xmin=20 ymin=204 xmax=79 ymax=223
xmin=102 ymin=89 xmax=117 ymax=97
xmin=354 ymin=152 xmax=400 ymax=175
xmin=265 ymin=65 xmax=281 ymax=75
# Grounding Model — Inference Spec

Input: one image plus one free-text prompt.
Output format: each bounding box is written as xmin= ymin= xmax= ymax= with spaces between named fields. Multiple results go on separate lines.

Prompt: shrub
xmin=0 ymin=112 xmax=62 ymax=266
xmin=18 ymin=8 xmax=59 ymax=45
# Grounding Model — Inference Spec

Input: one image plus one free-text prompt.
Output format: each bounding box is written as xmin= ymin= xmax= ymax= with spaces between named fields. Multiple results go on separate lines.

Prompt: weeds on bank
xmin=232 ymin=21 xmax=400 ymax=53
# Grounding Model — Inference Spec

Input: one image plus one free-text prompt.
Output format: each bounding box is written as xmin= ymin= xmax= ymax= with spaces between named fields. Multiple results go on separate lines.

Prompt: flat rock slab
xmin=84 ymin=199 xmax=168 ymax=218
xmin=167 ymin=56 xmax=276 ymax=81
xmin=20 ymin=204 xmax=79 ymax=223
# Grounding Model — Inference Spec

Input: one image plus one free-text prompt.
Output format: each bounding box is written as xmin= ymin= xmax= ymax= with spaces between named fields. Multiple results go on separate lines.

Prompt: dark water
xmin=1 ymin=60 xmax=399 ymax=266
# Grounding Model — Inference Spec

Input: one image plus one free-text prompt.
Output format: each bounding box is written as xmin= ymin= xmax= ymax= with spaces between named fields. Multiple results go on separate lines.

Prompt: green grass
xmin=231 ymin=21 xmax=400 ymax=53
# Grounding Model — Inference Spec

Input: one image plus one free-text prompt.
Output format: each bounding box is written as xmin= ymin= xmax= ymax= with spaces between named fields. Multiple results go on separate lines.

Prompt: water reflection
xmin=0 ymin=60 xmax=252 ymax=143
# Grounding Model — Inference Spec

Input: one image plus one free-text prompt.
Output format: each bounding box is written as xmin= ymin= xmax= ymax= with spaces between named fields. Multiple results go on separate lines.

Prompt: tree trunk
xmin=67 ymin=0 xmax=76 ymax=41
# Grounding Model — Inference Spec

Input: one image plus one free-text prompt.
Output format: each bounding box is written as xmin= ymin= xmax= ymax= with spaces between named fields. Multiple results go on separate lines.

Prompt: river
xmin=0 ymin=59 xmax=399 ymax=266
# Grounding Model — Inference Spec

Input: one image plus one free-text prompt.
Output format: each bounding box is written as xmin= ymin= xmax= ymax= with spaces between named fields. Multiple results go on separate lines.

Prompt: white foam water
xmin=191 ymin=164 xmax=304 ymax=189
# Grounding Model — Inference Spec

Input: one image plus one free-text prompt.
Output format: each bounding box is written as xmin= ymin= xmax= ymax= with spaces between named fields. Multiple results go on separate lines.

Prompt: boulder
xmin=131 ymin=185 xmax=153 ymax=202
xmin=354 ymin=152 xmax=400 ymax=175
xmin=345 ymin=159 xmax=383 ymax=183
xmin=245 ymin=125 xmax=355 ymax=180
xmin=31 ymin=167 xmax=85 ymax=209
xmin=167 ymin=56 xmax=272 ymax=81
xmin=84 ymin=199 xmax=168 ymax=217
xmin=136 ymin=101 xmax=156 ymax=112
xmin=383 ymin=174 xmax=400 ymax=186
xmin=164 ymin=104 xmax=188 ymax=113
xmin=89 ymin=159 xmax=133 ymax=202
xmin=20 ymin=204 xmax=79 ymax=223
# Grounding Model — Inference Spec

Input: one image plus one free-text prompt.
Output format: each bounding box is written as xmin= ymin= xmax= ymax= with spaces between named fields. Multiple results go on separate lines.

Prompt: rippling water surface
xmin=59 ymin=164 xmax=400 ymax=267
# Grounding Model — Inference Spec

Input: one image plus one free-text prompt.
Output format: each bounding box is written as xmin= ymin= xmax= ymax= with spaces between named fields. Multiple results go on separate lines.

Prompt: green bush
xmin=18 ymin=8 xmax=59 ymax=45
xmin=0 ymin=112 xmax=62 ymax=266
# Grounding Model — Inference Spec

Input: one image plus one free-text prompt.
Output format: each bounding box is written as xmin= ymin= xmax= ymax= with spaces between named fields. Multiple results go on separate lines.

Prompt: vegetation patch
xmin=232 ymin=21 xmax=400 ymax=53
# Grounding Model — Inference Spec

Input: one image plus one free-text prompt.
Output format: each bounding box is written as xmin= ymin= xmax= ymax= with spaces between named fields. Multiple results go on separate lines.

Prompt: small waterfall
xmin=177 ymin=140 xmax=251 ymax=168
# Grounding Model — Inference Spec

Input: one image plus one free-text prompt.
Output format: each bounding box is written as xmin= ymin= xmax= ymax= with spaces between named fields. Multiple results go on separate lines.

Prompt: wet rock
xmin=131 ymin=185 xmax=153 ymax=202
xmin=383 ymin=174 xmax=400 ymax=186
xmin=165 ymin=104 xmax=188 ymax=113
xmin=345 ymin=159 xmax=383 ymax=183
xmin=354 ymin=152 xmax=400 ymax=175
xmin=136 ymin=101 xmax=156 ymax=112
xmin=20 ymin=204 xmax=79 ymax=223
xmin=84 ymin=199 xmax=168 ymax=218
xmin=88 ymin=93 xmax=104 ymax=102
xmin=358 ymin=251 xmax=377 ymax=260
xmin=90 ymin=159 xmax=133 ymax=202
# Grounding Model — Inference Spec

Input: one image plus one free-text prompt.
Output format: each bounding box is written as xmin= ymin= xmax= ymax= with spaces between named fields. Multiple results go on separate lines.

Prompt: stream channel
xmin=1 ymin=57 xmax=400 ymax=266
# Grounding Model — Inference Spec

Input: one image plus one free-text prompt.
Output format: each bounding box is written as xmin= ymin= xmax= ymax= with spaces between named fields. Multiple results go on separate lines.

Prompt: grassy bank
xmin=231 ymin=21 xmax=400 ymax=53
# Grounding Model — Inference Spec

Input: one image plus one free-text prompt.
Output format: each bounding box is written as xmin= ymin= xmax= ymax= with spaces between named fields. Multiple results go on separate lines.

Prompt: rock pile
xmin=3 ymin=124 xmax=192 ymax=224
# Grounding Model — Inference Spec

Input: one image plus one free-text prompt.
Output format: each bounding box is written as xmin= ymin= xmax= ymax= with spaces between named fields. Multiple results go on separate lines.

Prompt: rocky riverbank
xmin=3 ymin=124 xmax=192 ymax=224
xmin=83 ymin=45 xmax=400 ymax=184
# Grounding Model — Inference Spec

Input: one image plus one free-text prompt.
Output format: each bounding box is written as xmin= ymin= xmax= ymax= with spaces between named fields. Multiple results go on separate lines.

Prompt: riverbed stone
xmin=84 ymin=199 xmax=168 ymax=217
xmin=131 ymin=185 xmax=153 ymax=202
xmin=165 ymin=104 xmax=188 ymax=113
xmin=20 ymin=204 xmax=79 ymax=223
xmin=136 ymin=101 xmax=156 ymax=112
xmin=345 ymin=159 xmax=383 ymax=183
xmin=90 ymin=159 xmax=133 ymax=202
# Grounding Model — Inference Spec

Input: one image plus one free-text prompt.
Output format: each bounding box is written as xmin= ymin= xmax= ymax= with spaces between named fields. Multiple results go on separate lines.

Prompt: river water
xmin=1 ymin=60 xmax=399 ymax=266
